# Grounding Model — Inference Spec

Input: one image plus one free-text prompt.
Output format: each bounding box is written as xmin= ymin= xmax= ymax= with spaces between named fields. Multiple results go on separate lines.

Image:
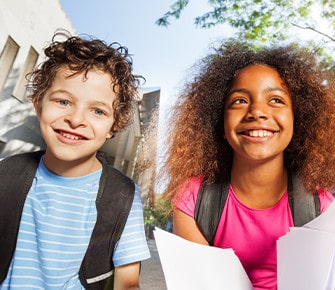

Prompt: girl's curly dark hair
xmin=27 ymin=30 xmax=144 ymax=133
xmin=161 ymin=40 xmax=335 ymax=199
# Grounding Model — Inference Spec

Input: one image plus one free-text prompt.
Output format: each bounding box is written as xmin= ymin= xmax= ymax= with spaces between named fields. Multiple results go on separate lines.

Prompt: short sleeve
xmin=112 ymin=185 xmax=150 ymax=267
xmin=318 ymin=189 xmax=335 ymax=213
xmin=172 ymin=176 xmax=204 ymax=218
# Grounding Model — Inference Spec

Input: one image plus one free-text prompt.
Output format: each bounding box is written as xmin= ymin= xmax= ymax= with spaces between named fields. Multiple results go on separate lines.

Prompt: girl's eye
xmin=228 ymin=97 xmax=248 ymax=107
xmin=233 ymin=98 xmax=247 ymax=104
xmin=270 ymin=97 xmax=284 ymax=104
xmin=225 ymin=96 xmax=248 ymax=109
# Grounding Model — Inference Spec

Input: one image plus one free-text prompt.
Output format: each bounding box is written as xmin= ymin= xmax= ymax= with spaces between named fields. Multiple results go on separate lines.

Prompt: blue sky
xmin=59 ymin=0 xmax=234 ymax=111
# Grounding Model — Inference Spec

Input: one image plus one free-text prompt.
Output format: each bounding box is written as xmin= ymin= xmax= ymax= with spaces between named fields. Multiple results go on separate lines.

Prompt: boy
xmin=0 ymin=31 xmax=150 ymax=289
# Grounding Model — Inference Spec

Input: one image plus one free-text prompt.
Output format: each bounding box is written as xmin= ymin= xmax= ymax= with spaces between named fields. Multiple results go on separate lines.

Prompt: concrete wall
xmin=0 ymin=0 xmax=76 ymax=157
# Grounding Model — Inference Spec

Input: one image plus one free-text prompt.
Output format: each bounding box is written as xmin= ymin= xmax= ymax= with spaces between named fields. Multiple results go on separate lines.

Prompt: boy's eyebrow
xmin=47 ymin=89 xmax=69 ymax=96
xmin=93 ymin=101 xmax=113 ymax=111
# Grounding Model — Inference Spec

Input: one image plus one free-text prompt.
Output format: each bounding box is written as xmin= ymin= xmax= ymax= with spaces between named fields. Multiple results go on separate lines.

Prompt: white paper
xmin=277 ymin=200 xmax=335 ymax=290
xmin=304 ymin=199 xmax=335 ymax=233
xmin=153 ymin=227 xmax=253 ymax=290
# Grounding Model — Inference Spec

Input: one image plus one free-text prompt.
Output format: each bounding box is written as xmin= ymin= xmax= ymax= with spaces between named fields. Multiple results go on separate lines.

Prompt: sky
xmin=59 ymin=0 xmax=234 ymax=113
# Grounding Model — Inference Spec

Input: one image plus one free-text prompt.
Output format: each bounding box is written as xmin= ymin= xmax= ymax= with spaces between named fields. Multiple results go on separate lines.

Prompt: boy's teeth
xmin=248 ymin=130 xmax=272 ymax=137
xmin=61 ymin=132 xmax=81 ymax=140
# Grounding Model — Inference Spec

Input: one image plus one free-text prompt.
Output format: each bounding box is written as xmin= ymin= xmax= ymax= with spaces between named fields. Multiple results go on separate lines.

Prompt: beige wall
xmin=0 ymin=0 xmax=76 ymax=157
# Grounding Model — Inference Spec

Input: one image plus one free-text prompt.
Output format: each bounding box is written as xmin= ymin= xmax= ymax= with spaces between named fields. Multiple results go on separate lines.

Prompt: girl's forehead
xmin=231 ymin=64 xmax=286 ymax=85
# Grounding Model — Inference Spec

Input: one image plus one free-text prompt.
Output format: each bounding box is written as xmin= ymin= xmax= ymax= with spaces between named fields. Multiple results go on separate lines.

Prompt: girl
xmin=159 ymin=40 xmax=335 ymax=289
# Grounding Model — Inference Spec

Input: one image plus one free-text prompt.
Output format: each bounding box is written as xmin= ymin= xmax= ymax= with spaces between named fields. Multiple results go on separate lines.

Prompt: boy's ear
xmin=107 ymin=123 xmax=117 ymax=139
xmin=106 ymin=129 xmax=114 ymax=139
xmin=33 ymin=100 xmax=41 ymax=119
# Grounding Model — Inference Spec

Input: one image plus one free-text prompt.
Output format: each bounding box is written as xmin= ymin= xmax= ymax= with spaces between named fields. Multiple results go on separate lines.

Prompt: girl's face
xmin=223 ymin=64 xmax=294 ymax=164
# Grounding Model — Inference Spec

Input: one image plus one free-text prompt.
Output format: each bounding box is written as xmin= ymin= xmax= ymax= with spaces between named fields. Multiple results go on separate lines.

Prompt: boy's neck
xmin=42 ymin=151 xmax=102 ymax=177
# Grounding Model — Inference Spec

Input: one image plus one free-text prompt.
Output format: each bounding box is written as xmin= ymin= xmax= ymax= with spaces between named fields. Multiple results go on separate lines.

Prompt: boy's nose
xmin=64 ymin=109 xmax=86 ymax=127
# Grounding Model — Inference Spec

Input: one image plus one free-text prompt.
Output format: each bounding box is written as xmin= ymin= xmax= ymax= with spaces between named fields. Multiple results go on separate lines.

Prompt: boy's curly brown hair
xmin=161 ymin=40 xmax=335 ymax=199
xmin=27 ymin=30 xmax=143 ymax=134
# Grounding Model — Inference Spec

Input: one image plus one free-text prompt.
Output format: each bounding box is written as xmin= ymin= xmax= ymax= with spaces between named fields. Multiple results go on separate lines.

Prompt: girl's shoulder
xmin=318 ymin=188 xmax=335 ymax=213
xmin=172 ymin=175 xmax=205 ymax=217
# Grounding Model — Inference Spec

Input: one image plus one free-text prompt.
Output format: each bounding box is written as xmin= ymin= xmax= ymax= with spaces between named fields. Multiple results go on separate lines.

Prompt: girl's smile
xmin=224 ymin=64 xmax=294 ymax=163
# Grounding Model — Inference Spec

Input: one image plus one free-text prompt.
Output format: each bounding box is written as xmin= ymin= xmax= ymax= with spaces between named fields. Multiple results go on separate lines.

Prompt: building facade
xmin=0 ymin=0 xmax=76 ymax=156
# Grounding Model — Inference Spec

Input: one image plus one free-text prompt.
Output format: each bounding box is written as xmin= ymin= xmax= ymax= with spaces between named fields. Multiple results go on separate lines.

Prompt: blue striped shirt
xmin=1 ymin=159 xmax=150 ymax=289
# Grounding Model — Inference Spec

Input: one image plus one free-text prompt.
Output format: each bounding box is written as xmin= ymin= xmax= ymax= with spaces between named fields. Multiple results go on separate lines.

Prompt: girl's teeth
xmin=249 ymin=130 xmax=272 ymax=137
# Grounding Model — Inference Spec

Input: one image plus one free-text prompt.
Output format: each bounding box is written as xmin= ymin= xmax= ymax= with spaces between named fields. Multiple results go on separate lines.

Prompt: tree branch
xmin=292 ymin=23 xmax=335 ymax=42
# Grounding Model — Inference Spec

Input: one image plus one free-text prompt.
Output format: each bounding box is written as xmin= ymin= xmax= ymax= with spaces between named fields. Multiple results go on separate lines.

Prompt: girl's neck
xmin=230 ymin=159 xmax=288 ymax=209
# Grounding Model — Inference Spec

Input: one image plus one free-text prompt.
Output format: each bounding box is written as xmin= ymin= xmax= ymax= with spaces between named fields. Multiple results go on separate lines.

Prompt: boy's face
xmin=34 ymin=66 xmax=116 ymax=176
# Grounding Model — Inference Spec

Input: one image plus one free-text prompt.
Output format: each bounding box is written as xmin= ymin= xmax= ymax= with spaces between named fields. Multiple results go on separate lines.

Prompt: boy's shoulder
xmin=96 ymin=150 xmax=135 ymax=193
xmin=0 ymin=150 xmax=136 ymax=196
xmin=0 ymin=150 xmax=44 ymax=175
xmin=0 ymin=150 xmax=44 ymax=163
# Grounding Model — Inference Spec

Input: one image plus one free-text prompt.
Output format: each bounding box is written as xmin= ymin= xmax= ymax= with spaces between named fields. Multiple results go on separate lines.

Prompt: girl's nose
xmin=246 ymin=102 xmax=269 ymax=120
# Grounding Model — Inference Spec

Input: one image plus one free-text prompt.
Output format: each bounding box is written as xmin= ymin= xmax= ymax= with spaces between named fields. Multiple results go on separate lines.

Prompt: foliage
xmin=144 ymin=195 xmax=172 ymax=229
xmin=156 ymin=0 xmax=335 ymax=45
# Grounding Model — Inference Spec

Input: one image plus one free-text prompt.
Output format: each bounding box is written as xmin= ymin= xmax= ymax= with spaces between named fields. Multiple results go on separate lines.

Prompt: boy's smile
xmin=223 ymin=64 xmax=294 ymax=164
xmin=35 ymin=66 xmax=116 ymax=176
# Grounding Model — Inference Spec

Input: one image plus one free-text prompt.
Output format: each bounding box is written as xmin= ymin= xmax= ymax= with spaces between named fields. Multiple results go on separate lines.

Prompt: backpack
xmin=0 ymin=150 xmax=135 ymax=290
xmin=194 ymin=172 xmax=320 ymax=246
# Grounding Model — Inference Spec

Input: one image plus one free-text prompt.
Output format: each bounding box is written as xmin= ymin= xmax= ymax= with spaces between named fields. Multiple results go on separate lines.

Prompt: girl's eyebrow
xmin=228 ymin=87 xmax=289 ymax=96
xmin=227 ymin=88 xmax=249 ymax=96
xmin=264 ymin=86 xmax=290 ymax=96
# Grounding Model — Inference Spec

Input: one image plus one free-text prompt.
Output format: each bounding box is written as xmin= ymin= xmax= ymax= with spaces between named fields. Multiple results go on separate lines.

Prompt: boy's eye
xmin=93 ymin=108 xmax=106 ymax=116
xmin=58 ymin=99 xmax=69 ymax=106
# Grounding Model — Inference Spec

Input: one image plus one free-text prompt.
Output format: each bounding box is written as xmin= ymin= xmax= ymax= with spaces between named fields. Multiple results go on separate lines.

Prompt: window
xmin=12 ymin=46 xmax=38 ymax=102
xmin=0 ymin=36 xmax=19 ymax=95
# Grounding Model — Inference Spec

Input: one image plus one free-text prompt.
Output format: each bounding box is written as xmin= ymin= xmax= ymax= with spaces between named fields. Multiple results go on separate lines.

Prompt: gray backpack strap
xmin=287 ymin=173 xmax=320 ymax=226
xmin=195 ymin=172 xmax=321 ymax=246
xmin=195 ymin=177 xmax=230 ymax=246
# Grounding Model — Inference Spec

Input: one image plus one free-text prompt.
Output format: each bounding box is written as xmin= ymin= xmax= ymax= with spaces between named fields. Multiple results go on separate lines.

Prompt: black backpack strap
xmin=287 ymin=173 xmax=320 ymax=226
xmin=195 ymin=177 xmax=230 ymax=246
xmin=0 ymin=150 xmax=44 ymax=283
xmin=79 ymin=151 xmax=135 ymax=290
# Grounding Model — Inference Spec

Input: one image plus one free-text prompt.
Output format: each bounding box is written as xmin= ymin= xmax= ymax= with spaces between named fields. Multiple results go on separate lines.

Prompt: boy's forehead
xmin=46 ymin=66 xmax=116 ymax=100
xmin=57 ymin=65 xmax=110 ymax=79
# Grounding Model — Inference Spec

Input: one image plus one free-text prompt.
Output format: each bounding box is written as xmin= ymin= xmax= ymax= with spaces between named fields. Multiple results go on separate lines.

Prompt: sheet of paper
xmin=304 ymin=199 xmax=335 ymax=233
xmin=278 ymin=227 xmax=335 ymax=290
xmin=153 ymin=227 xmax=253 ymax=290
xmin=277 ymin=200 xmax=335 ymax=290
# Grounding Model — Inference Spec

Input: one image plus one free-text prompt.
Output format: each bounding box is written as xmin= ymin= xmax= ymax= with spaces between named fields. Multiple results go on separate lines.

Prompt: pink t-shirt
xmin=174 ymin=176 xmax=334 ymax=290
